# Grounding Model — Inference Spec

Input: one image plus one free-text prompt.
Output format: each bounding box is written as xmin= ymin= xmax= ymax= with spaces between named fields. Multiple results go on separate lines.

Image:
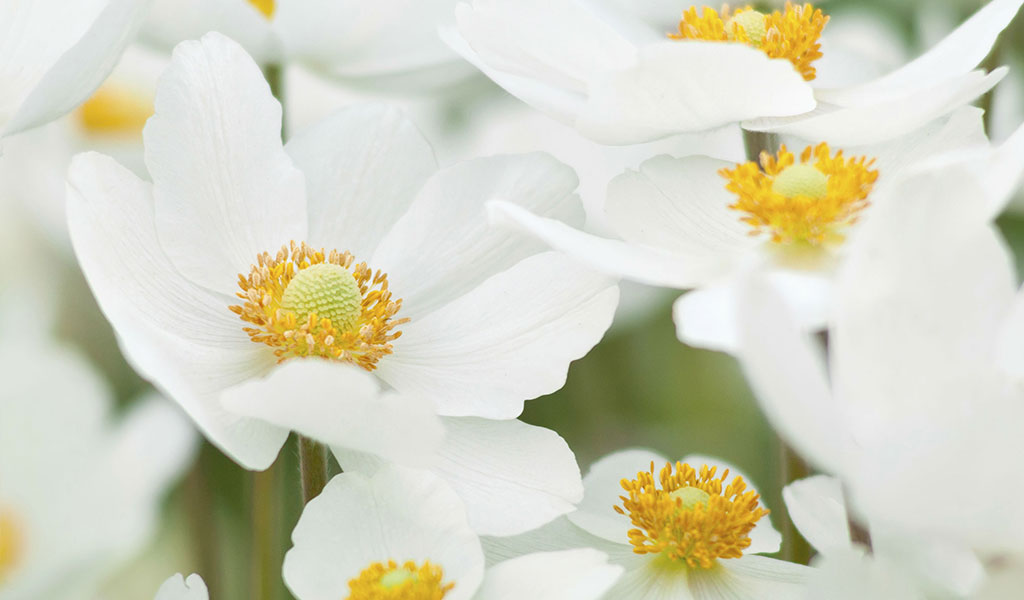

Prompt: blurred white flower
xmin=449 ymin=0 xmax=1020 ymax=145
xmin=486 ymin=449 xmax=808 ymax=600
xmin=491 ymin=106 xmax=1021 ymax=352
xmin=0 ymin=340 xmax=196 ymax=600
xmin=0 ymin=0 xmax=153 ymax=138
xmin=141 ymin=0 xmax=477 ymax=91
xmin=154 ymin=574 xmax=207 ymax=600
xmin=280 ymin=467 xmax=621 ymax=600
xmin=68 ymin=33 xmax=618 ymax=471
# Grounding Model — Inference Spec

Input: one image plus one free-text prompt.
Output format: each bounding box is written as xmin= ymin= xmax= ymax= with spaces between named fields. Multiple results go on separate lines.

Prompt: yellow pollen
xmin=247 ymin=0 xmax=275 ymax=19
xmin=75 ymin=82 xmax=153 ymax=136
xmin=347 ymin=559 xmax=454 ymax=600
xmin=0 ymin=507 xmax=24 ymax=581
xmin=721 ymin=143 xmax=879 ymax=246
xmin=670 ymin=3 xmax=829 ymax=81
xmin=615 ymin=461 xmax=769 ymax=569
xmin=230 ymin=241 xmax=408 ymax=371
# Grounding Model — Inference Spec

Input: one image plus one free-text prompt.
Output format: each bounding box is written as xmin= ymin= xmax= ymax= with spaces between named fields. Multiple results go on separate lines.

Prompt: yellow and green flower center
xmin=76 ymin=82 xmax=153 ymax=137
xmin=230 ymin=241 xmax=407 ymax=371
xmin=721 ymin=143 xmax=879 ymax=246
xmin=670 ymin=3 xmax=829 ymax=81
xmin=247 ymin=0 xmax=275 ymax=19
xmin=347 ymin=559 xmax=454 ymax=600
xmin=0 ymin=507 xmax=24 ymax=581
xmin=615 ymin=462 xmax=768 ymax=569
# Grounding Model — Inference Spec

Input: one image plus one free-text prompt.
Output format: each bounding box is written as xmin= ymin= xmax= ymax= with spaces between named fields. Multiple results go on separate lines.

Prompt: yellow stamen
xmin=615 ymin=461 xmax=768 ymax=569
xmin=75 ymin=82 xmax=153 ymax=136
xmin=0 ymin=507 xmax=24 ymax=581
xmin=347 ymin=559 xmax=454 ymax=600
xmin=247 ymin=0 xmax=275 ymax=19
xmin=230 ymin=241 xmax=407 ymax=371
xmin=721 ymin=143 xmax=879 ymax=246
xmin=670 ymin=3 xmax=829 ymax=81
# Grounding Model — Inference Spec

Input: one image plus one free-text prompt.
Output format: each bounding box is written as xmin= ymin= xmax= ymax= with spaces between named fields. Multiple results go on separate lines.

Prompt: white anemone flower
xmin=68 ymin=34 xmax=618 ymax=477
xmin=735 ymin=158 xmax=1024 ymax=559
xmin=0 ymin=340 xmax=196 ymax=600
xmin=0 ymin=0 xmax=154 ymax=138
xmin=485 ymin=448 xmax=808 ymax=600
xmin=448 ymin=0 xmax=1022 ymax=145
xmin=141 ymin=0 xmax=477 ymax=91
xmin=492 ymin=106 xmax=1024 ymax=353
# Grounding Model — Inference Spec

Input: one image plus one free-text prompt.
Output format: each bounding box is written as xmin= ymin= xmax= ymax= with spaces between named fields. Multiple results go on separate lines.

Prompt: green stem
xmin=250 ymin=466 xmax=281 ymax=600
xmin=184 ymin=444 xmax=221 ymax=597
xmin=298 ymin=436 xmax=329 ymax=504
xmin=778 ymin=441 xmax=813 ymax=564
xmin=263 ymin=63 xmax=286 ymax=140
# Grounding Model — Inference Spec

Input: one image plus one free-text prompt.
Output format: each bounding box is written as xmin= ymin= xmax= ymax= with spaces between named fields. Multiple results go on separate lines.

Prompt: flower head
xmin=347 ymin=559 xmax=454 ymax=599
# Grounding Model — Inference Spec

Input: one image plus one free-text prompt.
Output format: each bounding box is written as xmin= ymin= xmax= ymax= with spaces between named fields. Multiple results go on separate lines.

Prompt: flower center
xmin=670 ymin=3 xmax=829 ymax=81
xmin=347 ymin=559 xmax=454 ymax=600
xmin=721 ymin=143 xmax=879 ymax=246
xmin=614 ymin=462 xmax=768 ymax=569
xmin=247 ymin=0 xmax=275 ymax=19
xmin=230 ymin=241 xmax=407 ymax=370
xmin=0 ymin=506 xmax=24 ymax=581
xmin=75 ymin=82 xmax=153 ymax=136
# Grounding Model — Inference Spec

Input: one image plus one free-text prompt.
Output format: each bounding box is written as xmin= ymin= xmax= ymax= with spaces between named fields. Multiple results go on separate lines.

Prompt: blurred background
xmin=2 ymin=0 xmax=1023 ymax=598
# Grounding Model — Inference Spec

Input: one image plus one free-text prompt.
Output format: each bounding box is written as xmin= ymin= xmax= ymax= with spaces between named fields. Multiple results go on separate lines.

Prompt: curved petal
xmin=782 ymin=475 xmax=851 ymax=556
xmin=145 ymin=32 xmax=307 ymax=295
xmin=475 ymin=549 xmax=623 ymax=600
xmin=221 ymin=360 xmax=444 ymax=468
xmin=569 ymin=448 xmax=667 ymax=544
xmin=577 ymin=42 xmax=816 ymax=144
xmin=987 ymin=119 xmax=1024 ymax=217
xmin=689 ymin=554 xmax=809 ymax=600
xmin=803 ymin=549 xmax=923 ymax=600
xmin=67 ymin=151 xmax=288 ymax=470
xmin=372 ymin=153 xmax=583 ymax=321
xmin=480 ymin=517 xmax=635 ymax=565
xmin=141 ymin=0 xmax=280 ymax=65
xmin=155 ymin=574 xmax=209 ymax=600
xmin=283 ymin=468 xmax=485 ymax=600
xmin=2 ymin=0 xmax=151 ymax=136
xmin=378 ymin=252 xmax=618 ymax=419
xmin=745 ymin=68 xmax=1007 ymax=146
xmin=285 ymin=103 xmax=437 ymax=258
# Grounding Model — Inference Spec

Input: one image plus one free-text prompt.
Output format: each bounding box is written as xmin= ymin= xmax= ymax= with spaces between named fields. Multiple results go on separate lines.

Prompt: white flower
xmin=492 ymin=106 xmax=1023 ymax=353
xmin=141 ymin=0 xmax=477 ymax=90
xmin=486 ymin=449 xmax=809 ymax=600
xmin=68 ymin=34 xmax=618 ymax=474
xmin=0 ymin=0 xmax=153 ymax=138
xmin=154 ymin=574 xmax=208 ymax=600
xmin=0 ymin=339 xmax=196 ymax=599
xmin=279 ymin=467 xmax=622 ymax=600
xmin=449 ymin=0 xmax=1021 ymax=145
xmin=735 ymin=156 xmax=1024 ymax=558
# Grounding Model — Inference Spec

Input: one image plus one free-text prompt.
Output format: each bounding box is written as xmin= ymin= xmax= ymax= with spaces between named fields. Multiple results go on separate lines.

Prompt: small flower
xmin=450 ymin=0 xmax=1022 ymax=145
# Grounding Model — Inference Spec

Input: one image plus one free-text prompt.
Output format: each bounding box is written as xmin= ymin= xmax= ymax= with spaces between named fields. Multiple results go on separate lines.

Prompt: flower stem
xmin=250 ymin=464 xmax=281 ymax=600
xmin=742 ymin=129 xmax=779 ymax=163
xmin=298 ymin=435 xmax=329 ymax=504
xmin=778 ymin=441 xmax=813 ymax=564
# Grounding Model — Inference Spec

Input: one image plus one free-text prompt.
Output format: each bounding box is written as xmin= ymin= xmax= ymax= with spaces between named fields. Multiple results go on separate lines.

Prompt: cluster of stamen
xmin=347 ymin=560 xmax=453 ymax=599
xmin=615 ymin=462 xmax=768 ymax=569
xmin=230 ymin=241 xmax=407 ymax=371
xmin=670 ymin=3 xmax=829 ymax=81
xmin=247 ymin=0 xmax=275 ymax=18
xmin=0 ymin=507 xmax=22 ymax=581
xmin=76 ymin=82 xmax=153 ymax=136
xmin=721 ymin=143 xmax=879 ymax=246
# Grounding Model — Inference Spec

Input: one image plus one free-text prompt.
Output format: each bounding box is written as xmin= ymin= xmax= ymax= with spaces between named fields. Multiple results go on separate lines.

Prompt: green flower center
xmin=771 ymin=164 xmax=829 ymax=199
xmin=379 ymin=568 xmax=418 ymax=589
xmin=280 ymin=263 xmax=361 ymax=331
xmin=728 ymin=10 xmax=767 ymax=46
xmin=669 ymin=485 xmax=711 ymax=511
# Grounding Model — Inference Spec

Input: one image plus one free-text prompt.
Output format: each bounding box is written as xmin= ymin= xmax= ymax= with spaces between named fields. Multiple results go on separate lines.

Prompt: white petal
xmin=481 ymin=517 xmax=634 ymax=566
xmin=491 ymin=201 xmax=714 ymax=289
xmin=372 ymin=153 xmax=583 ymax=321
xmin=378 ymin=252 xmax=618 ymax=419
xmin=987 ymin=119 xmax=1024 ymax=217
xmin=285 ymin=103 xmax=438 ymax=258
xmin=142 ymin=0 xmax=281 ymax=65
xmin=689 ymin=554 xmax=809 ymax=600
xmin=154 ymin=574 xmax=209 ymax=600
xmin=2 ymin=0 xmax=151 ymax=136
xmin=745 ymin=68 xmax=1006 ymax=146
xmin=804 ymin=549 xmax=924 ymax=600
xmin=568 ymin=448 xmax=667 ymax=544
xmin=283 ymin=468 xmax=485 ymax=600
xmin=734 ymin=273 xmax=847 ymax=475
xmin=475 ymin=549 xmax=623 ymax=600
xmin=67 ymin=152 xmax=289 ymax=470
xmin=782 ymin=476 xmax=851 ymax=556
xmin=221 ymin=360 xmax=444 ymax=468
xmin=145 ymin=32 xmax=307 ymax=295
xmin=604 ymin=155 xmax=755 ymax=259
xmin=816 ymin=0 xmax=1024 ymax=104
xmin=577 ymin=42 xmax=816 ymax=144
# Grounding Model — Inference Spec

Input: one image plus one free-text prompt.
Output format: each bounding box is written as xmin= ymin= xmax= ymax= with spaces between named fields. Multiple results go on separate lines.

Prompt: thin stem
xmin=742 ymin=129 xmax=780 ymax=163
xmin=298 ymin=436 xmax=329 ymax=504
xmin=184 ymin=444 xmax=220 ymax=597
xmin=250 ymin=465 xmax=281 ymax=600
xmin=778 ymin=441 xmax=814 ymax=565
